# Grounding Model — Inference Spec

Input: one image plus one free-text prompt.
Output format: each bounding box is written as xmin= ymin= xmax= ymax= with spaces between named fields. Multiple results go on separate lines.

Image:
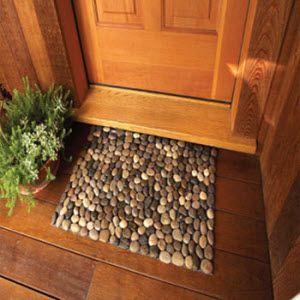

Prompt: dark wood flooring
xmin=0 ymin=123 xmax=272 ymax=299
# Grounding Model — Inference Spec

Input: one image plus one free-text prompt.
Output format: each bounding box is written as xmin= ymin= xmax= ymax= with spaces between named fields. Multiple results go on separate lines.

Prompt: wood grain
xmin=217 ymin=150 xmax=261 ymax=184
xmin=75 ymin=86 xmax=256 ymax=153
xmin=54 ymin=0 xmax=88 ymax=106
xmin=216 ymin=177 xmax=265 ymax=221
xmin=13 ymin=0 xmax=56 ymax=90
xmin=260 ymin=0 xmax=300 ymax=235
xmin=268 ymin=173 xmax=300 ymax=276
xmin=0 ymin=277 xmax=51 ymax=300
xmin=0 ymin=0 xmax=37 ymax=91
xmin=0 ymin=0 xmax=86 ymax=106
xmin=0 ymin=228 xmax=94 ymax=300
xmin=258 ymin=2 xmax=300 ymax=299
xmin=88 ymin=263 xmax=213 ymax=300
xmin=273 ymin=238 xmax=300 ymax=300
xmin=231 ymin=0 xmax=293 ymax=139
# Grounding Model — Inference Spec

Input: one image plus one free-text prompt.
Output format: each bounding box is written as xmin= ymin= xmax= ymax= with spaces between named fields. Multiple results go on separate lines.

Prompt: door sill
xmin=74 ymin=86 xmax=256 ymax=154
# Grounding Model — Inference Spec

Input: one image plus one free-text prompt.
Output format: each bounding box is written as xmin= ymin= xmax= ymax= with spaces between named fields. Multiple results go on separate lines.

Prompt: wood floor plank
xmin=215 ymin=212 xmax=268 ymax=262
xmin=87 ymin=264 xmax=213 ymax=300
xmin=0 ymin=228 xmax=94 ymax=300
xmin=217 ymin=150 xmax=261 ymax=184
xmin=0 ymin=277 xmax=51 ymax=300
xmin=36 ymin=172 xmax=70 ymax=204
xmin=216 ymin=177 xmax=265 ymax=221
xmin=0 ymin=201 xmax=272 ymax=299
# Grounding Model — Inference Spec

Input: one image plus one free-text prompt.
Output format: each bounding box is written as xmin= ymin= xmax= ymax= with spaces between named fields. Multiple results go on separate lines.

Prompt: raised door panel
xmin=94 ymin=0 xmax=142 ymax=27
xmin=164 ymin=0 xmax=220 ymax=33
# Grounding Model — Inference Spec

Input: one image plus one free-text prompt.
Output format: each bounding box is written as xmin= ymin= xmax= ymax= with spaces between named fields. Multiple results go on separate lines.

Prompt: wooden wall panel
xmin=0 ymin=0 xmax=87 ymax=106
xmin=260 ymin=0 xmax=300 ymax=235
xmin=273 ymin=239 xmax=300 ymax=300
xmin=0 ymin=0 xmax=38 ymax=91
xmin=259 ymin=0 xmax=300 ymax=298
xmin=231 ymin=0 xmax=293 ymax=139
xmin=268 ymin=174 xmax=300 ymax=276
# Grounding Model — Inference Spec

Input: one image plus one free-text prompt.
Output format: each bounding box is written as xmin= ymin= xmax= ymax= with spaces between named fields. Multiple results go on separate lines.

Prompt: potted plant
xmin=0 ymin=78 xmax=73 ymax=215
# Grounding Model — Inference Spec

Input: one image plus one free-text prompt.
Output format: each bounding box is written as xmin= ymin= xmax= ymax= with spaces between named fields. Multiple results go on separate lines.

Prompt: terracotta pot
xmin=19 ymin=157 xmax=60 ymax=195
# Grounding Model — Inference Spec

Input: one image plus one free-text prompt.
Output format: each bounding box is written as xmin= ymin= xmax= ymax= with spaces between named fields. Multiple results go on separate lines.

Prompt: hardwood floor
xmin=0 ymin=123 xmax=272 ymax=299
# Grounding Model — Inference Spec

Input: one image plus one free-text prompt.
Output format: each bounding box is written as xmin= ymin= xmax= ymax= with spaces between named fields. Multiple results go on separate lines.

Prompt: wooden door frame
xmin=54 ymin=0 xmax=293 ymax=141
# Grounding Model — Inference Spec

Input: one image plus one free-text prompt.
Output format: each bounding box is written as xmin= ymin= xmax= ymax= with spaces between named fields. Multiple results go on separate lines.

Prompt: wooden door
xmin=74 ymin=0 xmax=248 ymax=101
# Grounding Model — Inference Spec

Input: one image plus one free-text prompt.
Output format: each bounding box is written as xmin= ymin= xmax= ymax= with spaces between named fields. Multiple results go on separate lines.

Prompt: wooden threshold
xmin=75 ymin=86 xmax=256 ymax=154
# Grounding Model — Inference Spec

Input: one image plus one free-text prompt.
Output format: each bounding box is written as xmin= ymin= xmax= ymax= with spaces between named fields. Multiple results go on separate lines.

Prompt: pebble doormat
xmin=52 ymin=126 xmax=217 ymax=274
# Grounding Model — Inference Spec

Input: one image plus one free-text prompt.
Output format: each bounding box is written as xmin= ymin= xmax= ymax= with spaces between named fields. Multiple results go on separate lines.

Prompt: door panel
xmin=95 ymin=0 xmax=143 ymax=28
xmin=164 ymin=0 xmax=219 ymax=32
xmin=75 ymin=0 xmax=248 ymax=101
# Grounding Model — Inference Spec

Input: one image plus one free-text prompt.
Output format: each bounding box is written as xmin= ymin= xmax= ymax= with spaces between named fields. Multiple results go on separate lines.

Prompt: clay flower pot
xmin=19 ymin=156 xmax=60 ymax=195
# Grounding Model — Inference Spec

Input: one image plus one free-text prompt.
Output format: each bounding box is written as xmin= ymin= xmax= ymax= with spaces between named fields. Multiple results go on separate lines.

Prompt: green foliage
xmin=0 ymin=78 xmax=73 ymax=215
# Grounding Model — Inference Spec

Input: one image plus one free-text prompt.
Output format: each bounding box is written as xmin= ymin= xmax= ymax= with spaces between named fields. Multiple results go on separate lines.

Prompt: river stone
xmin=207 ymin=208 xmax=214 ymax=219
xmin=172 ymin=229 xmax=183 ymax=242
xmin=119 ymin=219 xmax=128 ymax=229
xmin=158 ymin=239 xmax=166 ymax=251
xmin=144 ymin=218 xmax=153 ymax=228
xmin=89 ymin=229 xmax=99 ymax=241
xmin=159 ymin=251 xmax=171 ymax=264
xmin=207 ymin=230 xmax=214 ymax=246
xmin=171 ymin=251 xmax=184 ymax=267
xmin=138 ymin=226 xmax=146 ymax=235
xmin=79 ymin=227 xmax=88 ymax=237
xmin=148 ymin=234 xmax=158 ymax=246
xmin=204 ymin=245 xmax=213 ymax=260
xmin=200 ymin=259 xmax=213 ymax=274
xmin=149 ymin=246 xmax=159 ymax=258
xmin=161 ymin=213 xmax=170 ymax=225
xmin=185 ymin=255 xmax=193 ymax=270
xmin=62 ymin=219 xmax=71 ymax=231
xmin=129 ymin=241 xmax=140 ymax=253
xmin=173 ymin=174 xmax=181 ymax=182
xmin=207 ymin=219 xmax=214 ymax=230
xmin=70 ymin=223 xmax=80 ymax=234
xmin=131 ymin=231 xmax=139 ymax=241
xmin=199 ymin=235 xmax=207 ymax=249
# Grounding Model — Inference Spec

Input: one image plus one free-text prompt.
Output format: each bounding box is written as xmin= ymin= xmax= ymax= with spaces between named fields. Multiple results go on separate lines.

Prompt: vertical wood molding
xmin=54 ymin=0 xmax=88 ymax=105
xmin=231 ymin=0 xmax=293 ymax=139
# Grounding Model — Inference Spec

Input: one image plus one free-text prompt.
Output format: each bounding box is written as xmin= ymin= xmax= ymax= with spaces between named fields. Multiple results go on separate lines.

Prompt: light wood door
xmin=74 ymin=0 xmax=248 ymax=101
